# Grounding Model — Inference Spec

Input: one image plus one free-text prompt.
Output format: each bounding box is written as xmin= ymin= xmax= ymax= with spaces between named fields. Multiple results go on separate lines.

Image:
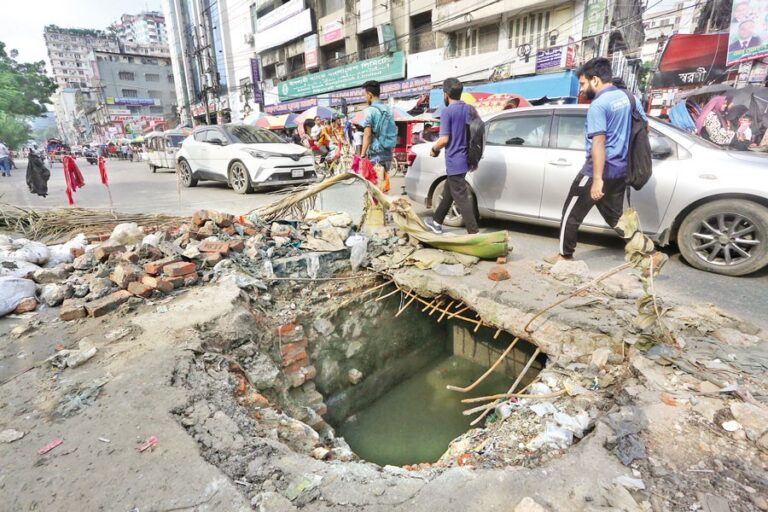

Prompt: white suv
xmin=176 ymin=124 xmax=317 ymax=194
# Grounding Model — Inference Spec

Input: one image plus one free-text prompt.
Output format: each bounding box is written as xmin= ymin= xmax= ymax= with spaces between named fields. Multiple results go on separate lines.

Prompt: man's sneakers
xmin=543 ymin=253 xmax=573 ymax=265
xmin=424 ymin=218 xmax=443 ymax=234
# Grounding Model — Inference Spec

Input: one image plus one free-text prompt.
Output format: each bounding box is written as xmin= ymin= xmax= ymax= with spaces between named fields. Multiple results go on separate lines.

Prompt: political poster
xmin=726 ymin=0 xmax=768 ymax=66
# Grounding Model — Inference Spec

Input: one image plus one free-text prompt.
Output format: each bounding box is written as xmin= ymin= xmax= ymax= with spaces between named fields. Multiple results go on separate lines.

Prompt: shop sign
xmin=726 ymin=0 xmax=768 ymax=66
xmin=536 ymin=48 xmax=563 ymax=71
xmin=279 ymin=51 xmax=405 ymax=101
xmin=565 ymin=37 xmax=575 ymax=68
xmin=255 ymin=9 xmax=312 ymax=53
xmin=583 ymin=0 xmax=607 ymax=37
xmin=305 ymin=35 xmax=318 ymax=69
xmin=323 ymin=21 xmax=344 ymax=45
xmin=256 ymin=0 xmax=304 ymax=32
xmin=749 ymin=58 xmax=768 ymax=83
xmin=649 ymin=65 xmax=727 ymax=88
xmin=265 ymin=97 xmax=317 ymax=115
xmin=108 ymin=108 xmax=131 ymax=115
xmin=327 ymin=77 xmax=431 ymax=105
xmin=250 ymin=58 xmax=264 ymax=106
xmin=106 ymin=97 xmax=156 ymax=106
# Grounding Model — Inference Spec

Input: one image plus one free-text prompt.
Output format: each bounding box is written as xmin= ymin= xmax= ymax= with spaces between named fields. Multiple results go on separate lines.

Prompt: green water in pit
xmin=337 ymin=354 xmax=513 ymax=467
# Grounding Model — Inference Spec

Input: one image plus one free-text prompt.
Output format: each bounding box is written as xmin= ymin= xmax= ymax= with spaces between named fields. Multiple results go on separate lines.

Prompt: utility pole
xmin=199 ymin=0 xmax=221 ymax=125
xmin=192 ymin=24 xmax=213 ymax=125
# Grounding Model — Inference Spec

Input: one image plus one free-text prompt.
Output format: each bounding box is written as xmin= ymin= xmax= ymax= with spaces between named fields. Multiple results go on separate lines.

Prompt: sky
xmin=0 ymin=0 xmax=163 ymax=65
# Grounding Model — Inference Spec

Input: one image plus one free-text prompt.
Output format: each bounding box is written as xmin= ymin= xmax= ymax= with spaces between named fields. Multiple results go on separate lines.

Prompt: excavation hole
xmin=313 ymin=293 xmax=546 ymax=467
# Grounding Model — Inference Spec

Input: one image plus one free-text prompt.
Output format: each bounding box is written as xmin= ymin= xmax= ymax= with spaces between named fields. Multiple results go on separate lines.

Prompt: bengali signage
xmin=255 ymin=0 xmax=303 ymax=32
xmin=323 ymin=20 xmax=344 ymax=45
xmin=649 ymin=65 xmax=727 ymax=88
xmin=250 ymin=58 xmax=264 ymax=107
xmin=279 ymin=51 xmax=405 ymax=101
xmin=106 ymin=97 xmax=157 ymax=106
xmin=304 ymin=34 xmax=318 ymax=69
xmin=536 ymin=48 xmax=563 ymax=71
xmin=265 ymin=97 xmax=317 ymax=115
xmin=583 ymin=0 xmax=607 ymax=37
xmin=726 ymin=0 xmax=768 ymax=66
xmin=108 ymin=108 xmax=131 ymax=115
xmin=255 ymin=9 xmax=312 ymax=53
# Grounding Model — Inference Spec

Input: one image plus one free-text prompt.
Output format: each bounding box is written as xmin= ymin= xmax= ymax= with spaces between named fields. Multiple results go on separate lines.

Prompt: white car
xmin=176 ymin=124 xmax=317 ymax=193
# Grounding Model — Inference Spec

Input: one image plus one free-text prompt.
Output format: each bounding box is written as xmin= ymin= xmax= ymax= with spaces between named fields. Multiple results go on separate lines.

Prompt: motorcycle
xmin=83 ymin=149 xmax=97 ymax=165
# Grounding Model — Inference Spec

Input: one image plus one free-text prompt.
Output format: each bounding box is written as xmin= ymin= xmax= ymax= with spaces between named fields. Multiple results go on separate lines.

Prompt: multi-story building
xmin=163 ymin=0 xmax=645 ymax=125
xmin=109 ymin=12 xmax=171 ymax=58
xmin=86 ymin=51 xmax=178 ymax=142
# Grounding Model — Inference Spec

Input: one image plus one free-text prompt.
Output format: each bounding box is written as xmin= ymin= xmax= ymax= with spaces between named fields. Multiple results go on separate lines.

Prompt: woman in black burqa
xmin=26 ymin=149 xmax=51 ymax=197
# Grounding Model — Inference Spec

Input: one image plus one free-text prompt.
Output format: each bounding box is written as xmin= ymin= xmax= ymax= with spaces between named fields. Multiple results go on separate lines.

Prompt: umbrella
xmin=295 ymin=106 xmax=341 ymax=136
xmin=243 ymin=111 xmax=269 ymax=125
xmin=284 ymin=113 xmax=299 ymax=129
xmin=349 ymin=106 xmax=414 ymax=125
xmin=255 ymin=115 xmax=287 ymax=129
xmin=473 ymin=93 xmax=530 ymax=116
xmin=461 ymin=92 xmax=492 ymax=104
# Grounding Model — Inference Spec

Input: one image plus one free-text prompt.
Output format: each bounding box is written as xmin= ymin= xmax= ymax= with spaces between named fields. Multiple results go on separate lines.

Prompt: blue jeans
xmin=0 ymin=157 xmax=11 ymax=174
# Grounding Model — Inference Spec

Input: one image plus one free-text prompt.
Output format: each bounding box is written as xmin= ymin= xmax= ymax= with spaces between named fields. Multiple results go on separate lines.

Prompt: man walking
xmin=424 ymin=77 xmax=479 ymax=235
xmin=360 ymin=80 xmax=396 ymax=177
xmin=0 ymin=141 xmax=11 ymax=177
xmin=545 ymin=57 xmax=650 ymax=263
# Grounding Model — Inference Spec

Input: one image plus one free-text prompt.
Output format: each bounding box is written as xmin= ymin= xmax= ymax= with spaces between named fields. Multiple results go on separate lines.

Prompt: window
xmin=321 ymin=0 xmax=344 ymax=15
xmin=358 ymin=29 xmax=380 ymax=59
xmin=205 ymin=129 xmax=227 ymax=144
xmin=148 ymin=90 xmax=162 ymax=99
xmin=287 ymin=53 xmax=305 ymax=74
xmin=118 ymin=71 xmax=135 ymax=80
xmin=509 ymin=10 xmax=552 ymax=51
xmin=554 ymin=116 xmax=586 ymax=151
xmin=128 ymin=106 xmax=142 ymax=114
xmin=224 ymin=125 xmax=284 ymax=144
xmin=194 ymin=129 xmax=210 ymax=142
xmin=453 ymin=28 xmax=478 ymax=57
xmin=321 ymin=41 xmax=346 ymax=68
xmin=167 ymin=74 xmax=174 ymax=84
xmin=121 ymin=89 xmax=138 ymax=98
xmin=150 ymin=106 xmax=164 ymax=114
xmin=486 ymin=115 xmax=550 ymax=147
xmin=410 ymin=12 xmax=435 ymax=52
xmin=145 ymin=73 xmax=160 ymax=83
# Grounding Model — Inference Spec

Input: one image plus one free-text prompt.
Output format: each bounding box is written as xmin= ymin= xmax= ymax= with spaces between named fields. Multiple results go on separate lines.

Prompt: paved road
xmin=2 ymin=158 xmax=766 ymax=329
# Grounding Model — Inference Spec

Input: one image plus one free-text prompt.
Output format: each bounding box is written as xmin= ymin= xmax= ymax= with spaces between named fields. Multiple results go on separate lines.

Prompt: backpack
xmin=370 ymin=103 xmax=397 ymax=151
xmin=465 ymin=105 xmax=485 ymax=170
xmin=617 ymin=88 xmax=652 ymax=192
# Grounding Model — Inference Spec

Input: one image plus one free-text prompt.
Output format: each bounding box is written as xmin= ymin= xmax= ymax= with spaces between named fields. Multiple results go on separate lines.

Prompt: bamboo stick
xmin=461 ymin=389 xmax=565 ymax=404
xmin=428 ymin=300 xmax=444 ymax=316
xmin=446 ymin=337 xmax=520 ymax=393
xmin=395 ymin=295 xmax=416 ymax=317
xmin=437 ymin=301 xmax=455 ymax=322
xmin=447 ymin=305 xmax=469 ymax=319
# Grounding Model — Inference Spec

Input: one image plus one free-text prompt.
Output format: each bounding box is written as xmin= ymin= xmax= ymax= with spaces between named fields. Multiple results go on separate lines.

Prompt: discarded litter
xmin=432 ymin=263 xmax=466 ymax=276
xmin=529 ymin=402 xmax=558 ymax=417
xmin=602 ymin=406 xmax=648 ymax=466
xmin=137 ymin=435 xmax=158 ymax=452
xmin=553 ymin=411 xmax=590 ymax=438
xmin=528 ymin=422 xmax=574 ymax=449
xmin=38 ymin=438 xmax=64 ymax=455
xmin=98 ymin=437 xmax=111 ymax=443
xmin=722 ymin=420 xmax=741 ymax=432
xmin=613 ymin=475 xmax=646 ymax=491
xmin=306 ymin=254 xmax=320 ymax=279
xmin=349 ymin=238 xmax=368 ymax=272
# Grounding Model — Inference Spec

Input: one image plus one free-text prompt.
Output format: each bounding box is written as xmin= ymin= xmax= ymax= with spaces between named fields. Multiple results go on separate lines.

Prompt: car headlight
xmin=243 ymin=149 xmax=277 ymax=159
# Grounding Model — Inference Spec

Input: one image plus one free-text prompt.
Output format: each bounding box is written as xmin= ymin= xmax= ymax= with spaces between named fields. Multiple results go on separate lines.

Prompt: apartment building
xmin=640 ymin=1 xmax=699 ymax=63
xmin=110 ymin=12 xmax=172 ymax=58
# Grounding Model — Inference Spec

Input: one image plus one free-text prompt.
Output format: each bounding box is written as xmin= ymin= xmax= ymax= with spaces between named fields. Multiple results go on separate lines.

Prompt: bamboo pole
xmin=446 ymin=337 xmax=520 ymax=393
xmin=395 ymin=295 xmax=416 ymax=317
xmin=448 ymin=305 xmax=469 ymax=319
xmin=437 ymin=301 xmax=455 ymax=322
xmin=461 ymin=389 xmax=565 ymax=404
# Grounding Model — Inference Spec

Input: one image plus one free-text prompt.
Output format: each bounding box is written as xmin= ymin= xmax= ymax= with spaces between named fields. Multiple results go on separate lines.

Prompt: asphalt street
xmin=2 ymin=157 xmax=766 ymax=329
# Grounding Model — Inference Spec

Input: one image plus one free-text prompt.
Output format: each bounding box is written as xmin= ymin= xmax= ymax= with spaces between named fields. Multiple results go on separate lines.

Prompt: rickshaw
xmin=146 ymin=130 xmax=188 ymax=173
xmin=391 ymin=119 xmax=426 ymax=176
xmin=46 ymin=138 xmax=71 ymax=164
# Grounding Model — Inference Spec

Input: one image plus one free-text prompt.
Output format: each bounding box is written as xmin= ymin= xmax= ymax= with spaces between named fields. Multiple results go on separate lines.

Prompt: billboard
xmin=726 ymin=0 xmax=768 ymax=66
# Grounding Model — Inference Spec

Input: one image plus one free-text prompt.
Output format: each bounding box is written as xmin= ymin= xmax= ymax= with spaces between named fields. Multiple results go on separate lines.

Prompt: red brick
xmin=14 ymin=297 xmax=37 ymax=314
xmin=247 ymin=392 xmax=270 ymax=407
xmin=119 ymin=251 xmax=140 ymax=264
xmin=229 ymin=239 xmax=244 ymax=252
xmin=243 ymin=226 xmax=259 ymax=236
xmin=199 ymin=240 xmax=229 ymax=255
xmin=221 ymin=225 xmax=236 ymax=236
xmin=277 ymin=323 xmax=297 ymax=336
xmin=496 ymin=256 xmax=507 ymax=265
xmin=127 ymin=281 xmax=153 ymax=298
xmin=163 ymin=261 xmax=196 ymax=277
xmin=182 ymin=272 xmax=199 ymax=286
xmin=282 ymin=348 xmax=308 ymax=368
xmin=85 ymin=290 xmax=132 ymax=318
xmin=93 ymin=242 xmax=126 ymax=262
xmin=143 ymin=256 xmax=181 ymax=276
xmin=141 ymin=275 xmax=174 ymax=293
xmin=280 ymin=339 xmax=308 ymax=358
xmin=203 ymin=253 xmax=223 ymax=267
xmin=110 ymin=262 xmax=142 ymax=289
xmin=167 ymin=276 xmax=184 ymax=289
xmin=70 ymin=247 xmax=85 ymax=258
xmin=303 ymin=365 xmax=317 ymax=381
xmin=192 ymin=209 xmax=210 ymax=226
xmin=283 ymin=357 xmax=309 ymax=374
xmin=60 ymin=301 xmax=87 ymax=321
xmin=487 ymin=265 xmax=510 ymax=282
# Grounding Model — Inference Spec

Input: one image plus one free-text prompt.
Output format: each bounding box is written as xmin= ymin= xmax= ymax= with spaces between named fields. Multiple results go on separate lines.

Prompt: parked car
xmin=146 ymin=130 xmax=187 ymax=173
xmin=406 ymin=104 xmax=768 ymax=276
xmin=176 ymin=124 xmax=317 ymax=193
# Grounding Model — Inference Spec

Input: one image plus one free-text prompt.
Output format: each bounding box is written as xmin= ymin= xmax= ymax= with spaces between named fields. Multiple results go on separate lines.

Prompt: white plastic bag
xmin=109 ymin=223 xmax=143 ymax=245
xmin=0 ymin=238 xmax=50 ymax=265
xmin=347 ymin=236 xmax=368 ymax=272
xmin=0 ymin=260 xmax=41 ymax=279
xmin=306 ymin=254 xmax=320 ymax=280
xmin=0 ymin=277 xmax=37 ymax=316
xmin=46 ymin=233 xmax=88 ymax=267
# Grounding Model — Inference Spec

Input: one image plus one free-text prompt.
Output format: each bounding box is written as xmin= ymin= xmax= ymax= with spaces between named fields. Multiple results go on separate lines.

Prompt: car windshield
xmin=223 ymin=125 xmax=285 ymax=144
xmin=655 ymin=121 xmax=722 ymax=150
xmin=167 ymin=135 xmax=185 ymax=147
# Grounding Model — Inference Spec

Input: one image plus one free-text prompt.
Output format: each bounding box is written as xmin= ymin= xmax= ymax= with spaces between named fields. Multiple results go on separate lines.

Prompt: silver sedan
xmin=405 ymin=105 xmax=768 ymax=276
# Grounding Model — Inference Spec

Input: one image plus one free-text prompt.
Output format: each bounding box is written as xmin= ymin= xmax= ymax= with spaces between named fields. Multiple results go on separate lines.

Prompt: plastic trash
xmin=722 ymin=420 xmax=741 ymax=432
xmin=0 ymin=277 xmax=37 ymax=316
xmin=602 ymin=406 xmax=649 ymax=465
xmin=528 ymin=422 xmax=573 ymax=450
xmin=65 ymin=339 xmax=98 ymax=368
xmin=141 ymin=233 xmax=160 ymax=247
xmin=496 ymin=402 xmax=513 ymax=420
xmin=45 ymin=233 xmax=87 ymax=267
xmin=262 ymin=260 xmax=274 ymax=279
xmin=529 ymin=402 xmax=558 ymax=417
xmin=306 ymin=254 xmax=320 ymax=280
xmin=433 ymin=263 xmax=466 ymax=276
xmin=348 ymin=237 xmax=368 ymax=272
xmin=554 ymin=411 xmax=590 ymax=438
xmin=0 ymin=238 xmax=50 ymax=265
xmin=613 ymin=475 xmax=646 ymax=490
xmin=109 ymin=222 xmax=143 ymax=245
xmin=528 ymin=382 xmax=553 ymax=395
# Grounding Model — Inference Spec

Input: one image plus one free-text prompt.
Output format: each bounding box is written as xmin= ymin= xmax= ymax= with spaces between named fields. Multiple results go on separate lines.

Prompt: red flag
xmin=98 ymin=156 xmax=108 ymax=186
xmin=62 ymin=156 xmax=85 ymax=206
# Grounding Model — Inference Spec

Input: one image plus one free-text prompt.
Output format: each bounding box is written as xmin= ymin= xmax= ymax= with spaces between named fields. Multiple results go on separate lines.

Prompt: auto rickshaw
xmin=146 ymin=130 xmax=188 ymax=173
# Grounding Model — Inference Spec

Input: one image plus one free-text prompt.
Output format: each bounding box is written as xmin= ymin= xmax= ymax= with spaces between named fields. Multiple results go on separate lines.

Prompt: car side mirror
xmin=208 ymin=138 xmax=226 ymax=146
xmin=650 ymin=137 xmax=673 ymax=159
xmin=506 ymin=137 xmax=525 ymax=146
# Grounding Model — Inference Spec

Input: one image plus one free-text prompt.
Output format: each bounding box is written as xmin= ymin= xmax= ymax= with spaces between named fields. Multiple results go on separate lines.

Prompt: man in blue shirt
xmin=545 ymin=58 xmax=647 ymax=263
xmin=424 ymin=77 xmax=479 ymax=235
xmin=360 ymin=80 xmax=394 ymax=171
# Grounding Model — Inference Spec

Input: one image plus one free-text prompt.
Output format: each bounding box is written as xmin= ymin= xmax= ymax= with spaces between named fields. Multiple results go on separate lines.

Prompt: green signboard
xmin=279 ymin=51 xmax=405 ymax=101
xmin=583 ymin=0 xmax=607 ymax=37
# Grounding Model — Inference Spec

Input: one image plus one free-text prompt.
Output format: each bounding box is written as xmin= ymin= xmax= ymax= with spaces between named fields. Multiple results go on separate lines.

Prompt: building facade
xmin=110 ymin=11 xmax=172 ymax=58
xmin=640 ymin=1 xmax=699 ymax=63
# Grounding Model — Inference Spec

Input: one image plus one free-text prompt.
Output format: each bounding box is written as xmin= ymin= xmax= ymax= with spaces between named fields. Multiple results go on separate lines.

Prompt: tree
xmin=0 ymin=113 xmax=31 ymax=148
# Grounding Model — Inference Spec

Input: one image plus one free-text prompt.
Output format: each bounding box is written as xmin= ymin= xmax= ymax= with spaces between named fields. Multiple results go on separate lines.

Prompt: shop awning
xmin=658 ymin=33 xmax=729 ymax=72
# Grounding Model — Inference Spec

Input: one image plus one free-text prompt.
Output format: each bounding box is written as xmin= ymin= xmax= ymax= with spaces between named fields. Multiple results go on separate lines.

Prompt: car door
xmin=187 ymin=129 xmax=210 ymax=172
xmin=541 ymin=112 xmax=679 ymax=235
xmin=204 ymin=128 xmax=229 ymax=178
xmin=470 ymin=111 xmax=552 ymax=219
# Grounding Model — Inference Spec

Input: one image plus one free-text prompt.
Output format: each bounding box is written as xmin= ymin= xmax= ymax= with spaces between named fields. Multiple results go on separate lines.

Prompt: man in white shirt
xmin=0 ymin=142 xmax=11 ymax=177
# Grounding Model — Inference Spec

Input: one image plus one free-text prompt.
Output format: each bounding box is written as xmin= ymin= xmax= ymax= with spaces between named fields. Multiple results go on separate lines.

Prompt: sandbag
xmin=109 ymin=223 xmax=143 ymax=245
xmin=45 ymin=233 xmax=88 ymax=268
xmin=0 ymin=260 xmax=41 ymax=279
xmin=0 ymin=238 xmax=50 ymax=265
xmin=0 ymin=277 xmax=37 ymax=316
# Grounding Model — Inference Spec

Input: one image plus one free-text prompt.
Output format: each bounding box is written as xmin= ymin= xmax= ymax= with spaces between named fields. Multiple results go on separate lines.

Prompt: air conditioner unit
xmin=244 ymin=33 xmax=254 ymax=45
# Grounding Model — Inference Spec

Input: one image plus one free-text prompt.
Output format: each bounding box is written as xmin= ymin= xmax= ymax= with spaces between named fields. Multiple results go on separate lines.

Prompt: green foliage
xmin=0 ymin=41 xmax=57 ymax=118
xmin=0 ymin=113 xmax=32 ymax=149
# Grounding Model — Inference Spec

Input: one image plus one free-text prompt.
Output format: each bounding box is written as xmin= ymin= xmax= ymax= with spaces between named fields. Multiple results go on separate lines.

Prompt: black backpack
xmin=618 ymin=88 xmax=652 ymax=191
xmin=465 ymin=105 xmax=485 ymax=170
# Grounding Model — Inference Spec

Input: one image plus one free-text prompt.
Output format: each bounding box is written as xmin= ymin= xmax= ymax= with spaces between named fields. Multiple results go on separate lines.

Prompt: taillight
xmin=407 ymin=150 xmax=416 ymax=167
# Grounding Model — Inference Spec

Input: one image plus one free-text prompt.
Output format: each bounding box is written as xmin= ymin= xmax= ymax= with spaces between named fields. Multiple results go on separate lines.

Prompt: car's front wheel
xmin=677 ymin=199 xmax=768 ymax=276
xmin=178 ymin=159 xmax=198 ymax=188
xmin=430 ymin=179 xmax=478 ymax=228
xmin=229 ymin=161 xmax=252 ymax=194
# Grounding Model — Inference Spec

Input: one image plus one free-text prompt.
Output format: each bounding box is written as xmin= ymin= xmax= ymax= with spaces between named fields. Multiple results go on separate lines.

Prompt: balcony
xmin=319 ymin=53 xmax=358 ymax=71
xmin=410 ymin=32 xmax=437 ymax=53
